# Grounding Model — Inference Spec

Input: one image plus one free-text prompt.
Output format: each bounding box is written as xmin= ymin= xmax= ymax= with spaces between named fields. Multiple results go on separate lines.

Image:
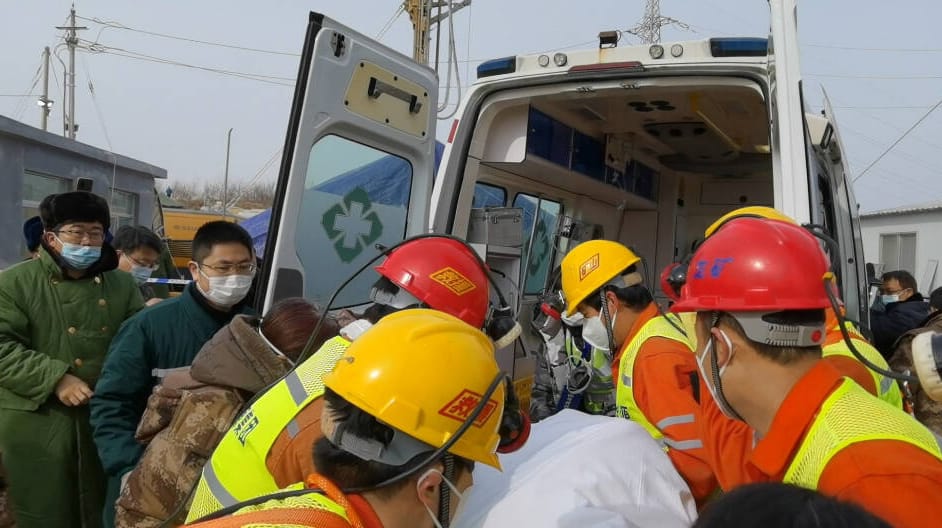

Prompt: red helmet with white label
xmin=672 ymin=218 xmax=831 ymax=314
xmin=375 ymin=238 xmax=490 ymax=328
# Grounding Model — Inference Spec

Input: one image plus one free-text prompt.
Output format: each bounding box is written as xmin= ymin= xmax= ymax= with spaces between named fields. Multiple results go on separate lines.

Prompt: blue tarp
xmin=242 ymin=141 xmax=445 ymax=256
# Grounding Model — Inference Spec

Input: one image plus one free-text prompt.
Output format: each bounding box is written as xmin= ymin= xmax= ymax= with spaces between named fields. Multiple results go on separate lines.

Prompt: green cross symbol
xmin=529 ymin=217 xmax=551 ymax=274
xmin=321 ymin=187 xmax=384 ymax=263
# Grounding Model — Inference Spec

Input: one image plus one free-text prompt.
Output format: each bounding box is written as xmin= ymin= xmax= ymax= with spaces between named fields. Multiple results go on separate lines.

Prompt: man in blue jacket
xmin=870 ymin=270 xmax=930 ymax=359
xmin=90 ymin=221 xmax=256 ymax=527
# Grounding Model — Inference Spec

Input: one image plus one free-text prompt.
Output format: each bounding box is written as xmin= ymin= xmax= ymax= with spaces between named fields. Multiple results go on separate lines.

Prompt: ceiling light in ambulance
xmin=553 ymin=53 xmax=568 ymax=67
xmin=649 ymin=44 xmax=665 ymax=59
xmin=670 ymin=44 xmax=684 ymax=57
xmin=538 ymin=55 xmax=551 ymax=67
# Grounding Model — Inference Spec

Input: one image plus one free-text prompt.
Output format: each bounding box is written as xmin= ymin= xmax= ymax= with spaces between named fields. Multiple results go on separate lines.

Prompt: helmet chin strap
xmin=436 ymin=455 xmax=455 ymax=528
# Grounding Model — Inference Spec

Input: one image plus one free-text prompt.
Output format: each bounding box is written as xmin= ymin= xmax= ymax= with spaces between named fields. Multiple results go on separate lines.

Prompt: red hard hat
xmin=375 ymin=237 xmax=490 ymax=328
xmin=671 ymin=218 xmax=831 ymax=313
xmin=660 ymin=262 xmax=683 ymax=302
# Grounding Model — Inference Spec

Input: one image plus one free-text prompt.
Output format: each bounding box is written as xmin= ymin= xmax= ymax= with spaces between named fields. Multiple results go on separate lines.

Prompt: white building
xmin=861 ymin=201 xmax=942 ymax=295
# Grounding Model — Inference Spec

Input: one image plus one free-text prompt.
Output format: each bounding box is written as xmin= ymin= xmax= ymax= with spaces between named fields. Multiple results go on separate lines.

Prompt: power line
xmin=807 ymin=73 xmax=942 ymax=80
xmin=78 ymin=15 xmax=300 ymax=57
xmin=78 ymin=39 xmax=295 ymax=86
xmin=852 ymin=98 xmax=942 ymax=183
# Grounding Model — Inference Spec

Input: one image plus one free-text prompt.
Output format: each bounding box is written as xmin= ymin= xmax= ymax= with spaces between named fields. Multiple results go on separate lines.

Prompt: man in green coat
xmin=90 ymin=221 xmax=256 ymax=527
xmin=0 ymin=192 xmax=144 ymax=528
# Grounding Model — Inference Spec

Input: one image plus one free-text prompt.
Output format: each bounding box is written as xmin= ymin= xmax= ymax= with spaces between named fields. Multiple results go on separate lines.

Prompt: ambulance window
xmin=295 ymin=135 xmax=412 ymax=307
xmin=513 ymin=193 xmax=562 ymax=294
xmin=472 ymin=182 xmax=506 ymax=208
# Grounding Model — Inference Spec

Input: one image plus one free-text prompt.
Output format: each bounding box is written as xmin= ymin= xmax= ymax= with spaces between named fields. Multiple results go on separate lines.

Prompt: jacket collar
xmin=189 ymin=315 xmax=292 ymax=393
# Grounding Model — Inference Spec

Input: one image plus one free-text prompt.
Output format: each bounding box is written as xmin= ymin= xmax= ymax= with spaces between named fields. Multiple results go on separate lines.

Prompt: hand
xmin=145 ymin=298 xmax=163 ymax=306
xmin=55 ymin=373 xmax=94 ymax=406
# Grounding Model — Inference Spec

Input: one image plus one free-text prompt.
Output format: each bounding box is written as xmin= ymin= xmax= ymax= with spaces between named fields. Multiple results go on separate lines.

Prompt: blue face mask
xmin=130 ymin=265 xmax=154 ymax=285
xmin=55 ymin=236 xmax=102 ymax=270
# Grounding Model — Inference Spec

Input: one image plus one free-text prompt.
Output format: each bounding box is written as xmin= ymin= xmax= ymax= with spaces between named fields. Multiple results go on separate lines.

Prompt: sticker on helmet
xmin=579 ymin=253 xmax=600 ymax=280
xmin=439 ymin=389 xmax=498 ymax=427
xmin=692 ymin=257 xmax=735 ymax=279
xmin=430 ymin=267 xmax=477 ymax=295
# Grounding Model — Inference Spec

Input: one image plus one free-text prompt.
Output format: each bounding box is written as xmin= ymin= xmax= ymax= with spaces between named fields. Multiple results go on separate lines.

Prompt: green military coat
xmin=0 ymin=248 xmax=143 ymax=528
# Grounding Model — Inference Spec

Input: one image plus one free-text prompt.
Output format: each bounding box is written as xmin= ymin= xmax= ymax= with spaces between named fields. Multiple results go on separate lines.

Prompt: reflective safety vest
xmin=615 ymin=313 xmax=694 ymax=441
xmin=822 ymin=323 xmax=904 ymax=410
xmin=563 ymin=335 xmax=614 ymax=415
xmin=186 ymin=336 xmax=351 ymax=523
xmin=186 ymin=474 xmax=362 ymax=528
xmin=783 ymin=378 xmax=942 ymax=489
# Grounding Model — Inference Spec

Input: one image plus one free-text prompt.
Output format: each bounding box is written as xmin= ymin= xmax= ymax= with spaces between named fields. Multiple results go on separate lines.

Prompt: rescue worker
xmin=91 ymin=221 xmax=257 ymax=528
xmin=673 ymin=217 xmax=942 ymax=527
xmin=114 ymin=298 xmax=338 ymax=528
xmin=559 ymin=240 xmax=717 ymax=505
xmin=186 ymin=237 xmax=527 ymax=522
xmin=0 ymin=192 xmax=144 ymax=528
xmin=666 ymin=206 xmax=904 ymax=409
xmin=185 ymin=309 xmax=512 ymax=528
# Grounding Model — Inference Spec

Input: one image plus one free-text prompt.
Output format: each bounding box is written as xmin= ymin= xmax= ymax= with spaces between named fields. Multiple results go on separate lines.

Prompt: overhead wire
xmin=852 ymin=98 xmax=942 ymax=183
xmin=12 ymin=55 xmax=43 ymax=121
xmin=225 ymin=147 xmax=283 ymax=209
xmin=79 ymin=52 xmax=120 ymax=203
xmin=437 ymin=1 xmax=463 ymax=119
xmin=375 ymin=5 xmax=405 ymax=40
xmin=77 ymin=15 xmax=301 ymax=57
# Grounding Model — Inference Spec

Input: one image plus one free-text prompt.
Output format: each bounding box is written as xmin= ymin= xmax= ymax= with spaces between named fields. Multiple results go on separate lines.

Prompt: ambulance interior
xmin=446 ymin=78 xmax=774 ymax=372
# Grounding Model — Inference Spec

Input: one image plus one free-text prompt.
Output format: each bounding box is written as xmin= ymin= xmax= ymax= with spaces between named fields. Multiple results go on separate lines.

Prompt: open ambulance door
xmin=255 ymin=13 xmax=439 ymax=312
xmin=820 ymin=90 xmax=869 ymax=326
xmin=767 ymin=0 xmax=811 ymax=222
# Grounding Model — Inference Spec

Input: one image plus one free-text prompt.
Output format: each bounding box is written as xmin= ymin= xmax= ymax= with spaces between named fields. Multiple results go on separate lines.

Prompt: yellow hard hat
xmin=324 ymin=308 xmax=505 ymax=469
xmin=560 ymin=240 xmax=641 ymax=315
xmin=703 ymin=206 xmax=798 ymax=239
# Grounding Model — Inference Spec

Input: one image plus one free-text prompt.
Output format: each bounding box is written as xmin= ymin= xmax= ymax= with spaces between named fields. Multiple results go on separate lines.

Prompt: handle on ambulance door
xmin=367 ymin=77 xmax=423 ymax=114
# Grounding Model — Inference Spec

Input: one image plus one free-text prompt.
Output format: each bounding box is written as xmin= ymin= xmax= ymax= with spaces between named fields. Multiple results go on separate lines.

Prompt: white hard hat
xmin=911 ymin=331 xmax=942 ymax=402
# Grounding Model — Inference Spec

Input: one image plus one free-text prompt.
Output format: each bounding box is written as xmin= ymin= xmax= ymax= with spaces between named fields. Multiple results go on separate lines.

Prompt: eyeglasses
xmin=56 ymin=228 xmax=105 ymax=243
xmin=123 ymin=253 xmax=160 ymax=270
xmin=199 ymin=262 xmax=258 ymax=275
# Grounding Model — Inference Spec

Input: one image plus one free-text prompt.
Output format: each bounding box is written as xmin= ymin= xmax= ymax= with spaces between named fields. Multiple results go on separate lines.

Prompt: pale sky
xmin=2 ymin=0 xmax=940 ymax=213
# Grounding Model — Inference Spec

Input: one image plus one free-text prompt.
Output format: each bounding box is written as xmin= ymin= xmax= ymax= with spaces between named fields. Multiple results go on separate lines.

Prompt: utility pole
xmin=223 ymin=128 xmax=233 ymax=218
xmin=56 ymin=5 xmax=86 ymax=139
xmin=39 ymin=47 xmax=53 ymax=131
xmin=626 ymin=0 xmax=689 ymax=44
xmin=404 ymin=0 xmax=471 ymax=65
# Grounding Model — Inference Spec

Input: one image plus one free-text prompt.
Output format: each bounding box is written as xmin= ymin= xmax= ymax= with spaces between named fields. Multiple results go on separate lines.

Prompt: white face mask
xmin=582 ymin=310 xmax=617 ymax=351
xmin=697 ymin=330 xmax=738 ymax=420
xmin=881 ymin=294 xmax=900 ymax=305
xmin=198 ymin=269 xmax=254 ymax=307
xmin=418 ymin=468 xmax=466 ymax=528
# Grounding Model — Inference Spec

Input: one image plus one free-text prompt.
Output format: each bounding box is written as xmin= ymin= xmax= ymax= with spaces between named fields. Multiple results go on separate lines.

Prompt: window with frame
xmin=880 ymin=233 xmax=916 ymax=275
xmin=472 ymin=182 xmax=506 ymax=208
xmin=22 ymin=171 xmax=69 ymax=221
xmin=110 ymin=190 xmax=139 ymax=230
xmin=513 ymin=193 xmax=562 ymax=294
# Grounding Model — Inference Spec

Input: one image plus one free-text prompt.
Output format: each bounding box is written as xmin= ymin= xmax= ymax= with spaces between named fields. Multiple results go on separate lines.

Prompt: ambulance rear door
xmin=255 ymin=13 xmax=439 ymax=311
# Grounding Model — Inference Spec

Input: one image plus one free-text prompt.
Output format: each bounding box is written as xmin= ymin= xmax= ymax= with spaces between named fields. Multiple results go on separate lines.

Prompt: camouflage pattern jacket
xmin=0 ymin=454 xmax=14 ymax=528
xmin=114 ymin=315 xmax=293 ymax=528
xmin=890 ymin=310 xmax=942 ymax=436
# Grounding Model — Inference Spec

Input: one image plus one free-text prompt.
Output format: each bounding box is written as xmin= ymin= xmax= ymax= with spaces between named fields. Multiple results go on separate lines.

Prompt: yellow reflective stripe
xmin=656 ymin=413 xmax=695 ymax=430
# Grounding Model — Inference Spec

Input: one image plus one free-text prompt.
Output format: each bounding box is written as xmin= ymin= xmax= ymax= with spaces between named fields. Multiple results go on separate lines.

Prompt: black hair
xmin=881 ymin=270 xmax=917 ymax=294
xmin=191 ymin=221 xmax=254 ymax=263
xmin=582 ymin=264 xmax=653 ymax=311
xmin=693 ymin=482 xmax=891 ymax=528
xmin=314 ymin=388 xmax=474 ymax=499
xmin=112 ymin=225 xmax=162 ymax=254
xmin=930 ymin=286 xmax=942 ymax=312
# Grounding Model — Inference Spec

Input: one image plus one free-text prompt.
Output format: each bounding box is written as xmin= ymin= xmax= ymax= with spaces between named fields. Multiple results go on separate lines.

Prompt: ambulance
xmin=254 ymin=0 xmax=867 ymax=392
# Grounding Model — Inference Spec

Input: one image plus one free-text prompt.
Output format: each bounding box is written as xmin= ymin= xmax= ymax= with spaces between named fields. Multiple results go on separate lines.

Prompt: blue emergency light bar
xmin=477 ymin=56 xmax=517 ymax=79
xmin=709 ymin=38 xmax=768 ymax=57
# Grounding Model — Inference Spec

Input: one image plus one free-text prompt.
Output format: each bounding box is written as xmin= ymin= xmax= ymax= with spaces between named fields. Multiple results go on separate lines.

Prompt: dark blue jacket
xmin=870 ymin=294 xmax=930 ymax=359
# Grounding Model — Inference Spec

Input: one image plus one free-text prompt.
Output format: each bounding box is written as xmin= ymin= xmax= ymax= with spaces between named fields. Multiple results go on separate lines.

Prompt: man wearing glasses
xmin=91 ymin=221 xmax=257 ymax=528
xmin=113 ymin=225 xmax=166 ymax=306
xmin=0 ymin=191 xmax=145 ymax=528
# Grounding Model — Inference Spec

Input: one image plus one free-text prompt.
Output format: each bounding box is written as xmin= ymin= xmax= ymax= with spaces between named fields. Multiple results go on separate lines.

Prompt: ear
xmin=604 ymin=290 xmax=619 ymax=310
xmin=709 ymin=326 xmax=734 ymax=367
xmin=416 ymin=467 xmax=443 ymax=508
xmin=43 ymin=231 xmax=57 ymax=246
xmin=188 ymin=261 xmax=200 ymax=282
